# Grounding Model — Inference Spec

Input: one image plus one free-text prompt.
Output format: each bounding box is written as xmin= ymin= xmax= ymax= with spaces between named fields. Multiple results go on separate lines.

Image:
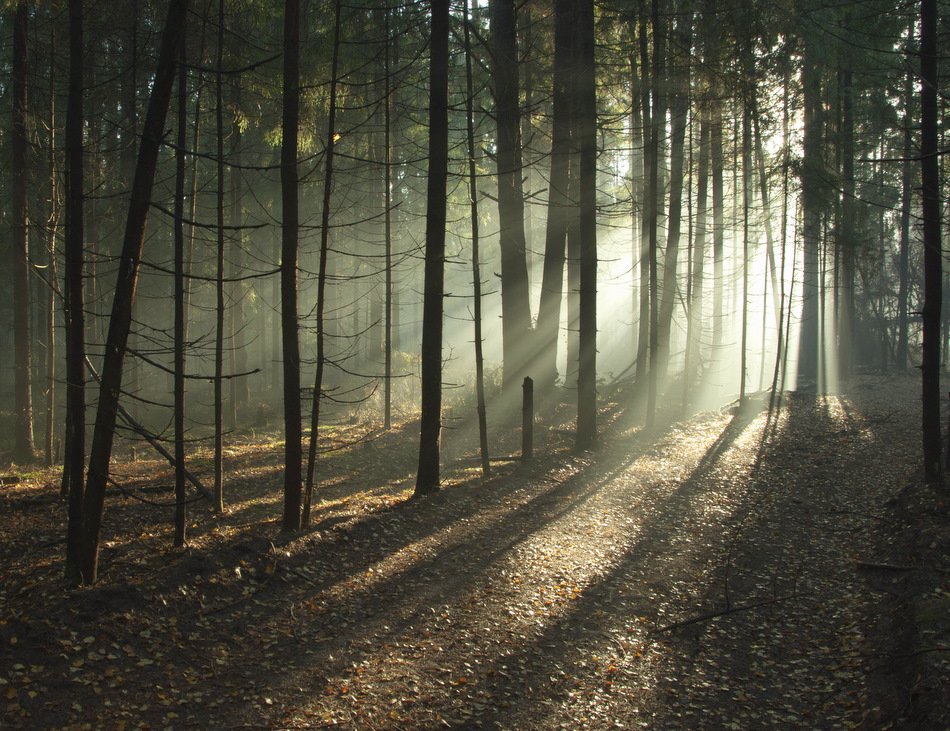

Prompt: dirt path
xmin=1 ymin=375 xmax=945 ymax=729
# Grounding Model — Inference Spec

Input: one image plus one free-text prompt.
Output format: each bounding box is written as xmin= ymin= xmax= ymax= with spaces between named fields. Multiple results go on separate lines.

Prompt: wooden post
xmin=522 ymin=376 xmax=533 ymax=460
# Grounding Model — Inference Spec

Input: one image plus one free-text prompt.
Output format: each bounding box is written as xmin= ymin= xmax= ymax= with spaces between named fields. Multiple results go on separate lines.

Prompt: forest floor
xmin=1 ymin=373 xmax=948 ymax=730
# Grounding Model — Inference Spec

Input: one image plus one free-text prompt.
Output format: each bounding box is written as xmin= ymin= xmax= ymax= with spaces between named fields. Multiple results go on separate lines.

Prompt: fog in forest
xmin=0 ymin=0 xmax=941 ymax=489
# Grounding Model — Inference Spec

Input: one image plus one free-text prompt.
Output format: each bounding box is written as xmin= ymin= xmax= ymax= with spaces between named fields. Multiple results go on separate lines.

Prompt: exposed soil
xmin=1 ymin=373 xmax=947 ymax=729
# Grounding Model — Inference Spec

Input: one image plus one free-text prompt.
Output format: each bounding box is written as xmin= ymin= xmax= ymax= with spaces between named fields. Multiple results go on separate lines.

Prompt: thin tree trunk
xmin=463 ymin=0 xmax=490 ymax=476
xmin=281 ymin=0 xmax=303 ymax=530
xmin=173 ymin=37 xmax=188 ymax=548
xmin=575 ymin=0 xmax=597 ymax=449
xmin=919 ymin=0 xmax=942 ymax=483
xmin=645 ymin=0 xmax=664 ymax=427
xmin=383 ymin=3 xmax=393 ymax=430
xmin=739 ymin=96 xmax=752 ymax=405
xmin=634 ymin=5 xmax=651 ymax=389
xmin=45 ymin=22 xmax=58 ymax=468
xmin=490 ymin=0 xmax=534 ymax=390
xmin=656 ymin=12 xmax=692 ymax=386
xmin=213 ymin=0 xmax=226 ymax=512
xmin=798 ymin=37 xmax=823 ymax=386
xmin=897 ymin=27 xmax=914 ymax=370
xmin=63 ymin=0 xmax=86 ymax=585
xmin=229 ymin=79 xmax=247 ymax=424
xmin=303 ymin=0 xmax=342 ymax=527
xmin=78 ymin=0 xmax=189 ymax=584
xmin=535 ymin=0 xmax=575 ymax=395
xmin=684 ymin=112 xmax=709 ymax=410
xmin=12 ymin=2 xmax=35 ymax=463
xmin=415 ymin=0 xmax=449 ymax=495
xmin=838 ymin=64 xmax=855 ymax=380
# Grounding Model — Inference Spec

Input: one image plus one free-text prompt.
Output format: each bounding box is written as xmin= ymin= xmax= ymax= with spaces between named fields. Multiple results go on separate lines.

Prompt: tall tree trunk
xmin=838 ymin=64 xmax=856 ymax=380
xmin=575 ymin=0 xmax=597 ymax=450
xmin=173 ymin=41 xmax=188 ymax=548
xmin=63 ymin=0 xmax=86 ymax=585
xmin=415 ymin=0 xmax=449 ymax=495
xmin=213 ymin=0 xmax=226 ymax=512
xmin=464 ymin=0 xmax=490 ymax=476
xmin=684 ymin=112 xmax=709 ymax=409
xmin=535 ymin=0 xmax=575 ymax=394
xmin=303 ymin=0 xmax=342 ymax=526
xmin=627 ymin=20 xmax=645 ymax=380
xmin=897 ymin=28 xmax=914 ymax=371
xmin=382 ymin=3 xmax=393 ymax=430
xmin=634 ymin=5 xmax=651 ymax=389
xmin=281 ymin=0 xmax=303 ymax=530
xmin=798 ymin=36 xmax=823 ymax=386
xmin=12 ymin=2 xmax=35 ymax=463
xmin=656 ymin=11 xmax=692 ymax=386
xmin=45 ymin=29 xmax=58 ymax=467
xmin=645 ymin=0 xmax=664 ymax=426
xmin=703 ymin=0 xmax=724 ymax=358
xmin=919 ymin=0 xmax=942 ymax=483
xmin=490 ymin=0 xmax=533 ymax=390
xmin=739 ymin=95 xmax=752 ymax=404
xmin=229 ymin=80 xmax=248 ymax=423
xmin=78 ymin=0 xmax=189 ymax=584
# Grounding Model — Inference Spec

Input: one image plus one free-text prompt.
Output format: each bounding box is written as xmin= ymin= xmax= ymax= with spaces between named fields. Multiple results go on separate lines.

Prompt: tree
xmin=490 ymin=0 xmax=534 ymax=390
xmin=78 ymin=0 xmax=190 ymax=584
xmin=281 ymin=0 xmax=303 ymax=531
xmin=415 ymin=0 xmax=450 ymax=495
xmin=304 ymin=0 xmax=343 ymax=527
xmin=173 ymin=33 xmax=188 ymax=548
xmin=919 ymin=0 xmax=941 ymax=483
xmin=63 ymin=0 xmax=87 ymax=585
xmin=463 ymin=0 xmax=491 ymax=476
xmin=797 ymin=23 xmax=823 ymax=387
xmin=213 ymin=0 xmax=226 ymax=513
xmin=535 ymin=0 xmax=576 ymax=396
xmin=11 ymin=1 xmax=35 ymax=463
xmin=575 ymin=0 xmax=597 ymax=450
xmin=644 ymin=0 xmax=665 ymax=426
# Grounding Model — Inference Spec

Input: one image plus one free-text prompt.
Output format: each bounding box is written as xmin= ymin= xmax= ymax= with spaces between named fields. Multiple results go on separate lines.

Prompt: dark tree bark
xmin=229 ymin=79 xmax=248 ymax=423
xmin=645 ymin=0 xmax=665 ymax=426
xmin=838 ymin=64 xmax=855 ymax=380
xmin=303 ymin=0 xmax=342 ymax=527
xmin=575 ymin=0 xmax=597 ymax=450
xmin=634 ymin=4 xmax=651 ymax=389
xmin=44 ymin=33 xmax=58 ymax=467
xmin=490 ymin=0 xmax=534 ymax=390
xmin=382 ymin=3 xmax=393 ymax=431
xmin=656 ymin=11 xmax=692 ymax=386
xmin=897 ymin=28 xmax=914 ymax=371
xmin=535 ymin=0 xmax=576 ymax=394
xmin=173 ymin=38 xmax=188 ymax=548
xmin=919 ymin=0 xmax=942 ymax=483
xmin=63 ymin=0 xmax=86 ymax=585
xmin=213 ymin=0 xmax=226 ymax=513
xmin=798 ymin=34 xmax=823 ymax=386
xmin=11 ymin=2 xmax=35 ymax=463
xmin=78 ymin=0 xmax=189 ymax=584
xmin=684 ymin=112 xmax=709 ymax=410
xmin=739 ymin=94 xmax=752 ymax=404
xmin=415 ymin=0 xmax=449 ymax=495
xmin=464 ymin=0 xmax=491 ymax=476
xmin=281 ymin=0 xmax=303 ymax=530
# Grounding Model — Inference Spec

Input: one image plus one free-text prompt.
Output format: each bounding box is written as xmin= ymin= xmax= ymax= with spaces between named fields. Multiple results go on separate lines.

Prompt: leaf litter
xmin=0 ymin=374 xmax=947 ymax=729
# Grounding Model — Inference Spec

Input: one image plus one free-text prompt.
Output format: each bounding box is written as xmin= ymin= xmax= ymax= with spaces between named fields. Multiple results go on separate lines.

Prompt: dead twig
xmin=658 ymin=593 xmax=801 ymax=632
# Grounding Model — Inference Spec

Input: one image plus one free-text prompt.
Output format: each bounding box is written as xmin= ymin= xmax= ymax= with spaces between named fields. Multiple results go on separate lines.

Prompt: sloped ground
xmin=0 ymin=374 xmax=946 ymax=729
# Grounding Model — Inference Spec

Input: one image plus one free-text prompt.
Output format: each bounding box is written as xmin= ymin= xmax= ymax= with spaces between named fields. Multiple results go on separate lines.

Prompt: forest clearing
xmin=1 ymin=0 xmax=948 ymax=727
xmin=2 ymin=374 xmax=947 ymax=729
